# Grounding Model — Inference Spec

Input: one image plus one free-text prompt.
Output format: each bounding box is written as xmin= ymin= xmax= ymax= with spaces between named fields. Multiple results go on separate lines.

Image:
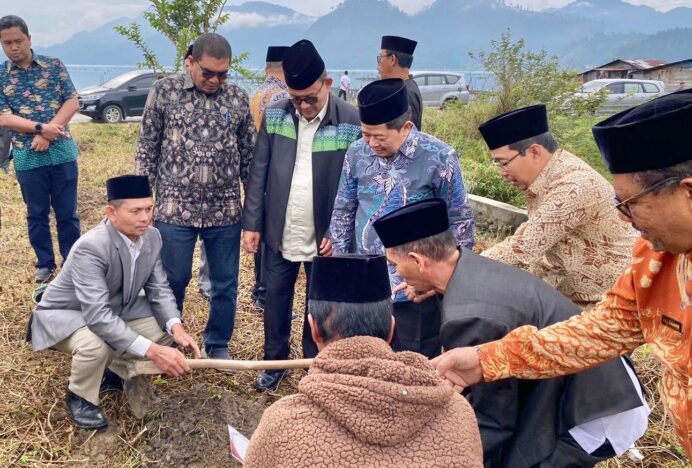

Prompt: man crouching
xmin=29 ymin=175 xmax=200 ymax=429
xmin=245 ymin=254 xmax=483 ymax=467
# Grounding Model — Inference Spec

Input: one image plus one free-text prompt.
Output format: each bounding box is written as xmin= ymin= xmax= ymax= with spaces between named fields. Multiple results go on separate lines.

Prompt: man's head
xmin=307 ymin=255 xmax=394 ymax=350
xmin=0 ymin=15 xmax=31 ymax=66
xmin=373 ymin=199 xmax=457 ymax=292
xmin=183 ymin=43 xmax=193 ymax=71
xmin=283 ymin=40 xmax=331 ymax=121
xmin=106 ymin=175 xmax=154 ymax=241
xmin=479 ymin=104 xmax=556 ymax=190
xmin=358 ymin=78 xmax=413 ymax=158
xmin=378 ymin=35 xmax=417 ymax=78
xmin=188 ymin=33 xmax=232 ymax=95
xmin=593 ymin=89 xmax=692 ymax=254
xmin=344 ymin=70 xmax=348 ymax=75
xmin=264 ymin=46 xmax=288 ymax=78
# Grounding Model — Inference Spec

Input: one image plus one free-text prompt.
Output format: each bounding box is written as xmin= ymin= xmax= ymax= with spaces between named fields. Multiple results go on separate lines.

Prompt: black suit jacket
xmin=242 ymin=97 xmax=360 ymax=254
xmin=441 ymin=249 xmax=644 ymax=467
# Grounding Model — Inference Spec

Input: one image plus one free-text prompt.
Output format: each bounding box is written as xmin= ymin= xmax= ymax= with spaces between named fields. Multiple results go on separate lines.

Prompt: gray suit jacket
xmin=31 ymin=220 xmax=180 ymax=356
xmin=441 ymin=248 xmax=643 ymax=467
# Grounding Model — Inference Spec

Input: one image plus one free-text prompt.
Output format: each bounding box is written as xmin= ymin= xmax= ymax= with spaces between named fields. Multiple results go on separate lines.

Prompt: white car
xmin=411 ymin=72 xmax=471 ymax=107
xmin=574 ymin=79 xmax=665 ymax=114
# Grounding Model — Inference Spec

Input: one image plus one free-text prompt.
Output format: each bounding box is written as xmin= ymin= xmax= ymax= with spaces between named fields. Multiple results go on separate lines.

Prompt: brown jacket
xmin=245 ymin=336 xmax=483 ymax=467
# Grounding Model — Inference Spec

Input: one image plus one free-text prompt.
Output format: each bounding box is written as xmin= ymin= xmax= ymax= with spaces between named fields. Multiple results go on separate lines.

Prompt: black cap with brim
xmin=106 ymin=175 xmax=152 ymax=201
xmin=372 ymin=198 xmax=450 ymax=248
xmin=283 ymin=39 xmax=325 ymax=90
xmin=266 ymin=46 xmax=289 ymax=62
xmin=381 ymin=35 xmax=417 ymax=55
xmin=308 ymin=255 xmax=391 ymax=303
xmin=358 ymin=78 xmax=409 ymax=125
xmin=592 ymin=89 xmax=692 ymax=174
xmin=478 ymin=104 xmax=549 ymax=150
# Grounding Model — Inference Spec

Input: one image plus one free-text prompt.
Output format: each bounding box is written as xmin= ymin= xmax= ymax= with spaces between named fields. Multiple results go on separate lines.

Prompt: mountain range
xmin=36 ymin=0 xmax=692 ymax=71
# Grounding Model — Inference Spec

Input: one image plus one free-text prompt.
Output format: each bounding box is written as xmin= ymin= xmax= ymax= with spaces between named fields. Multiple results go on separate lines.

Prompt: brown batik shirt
xmin=482 ymin=149 xmax=637 ymax=304
xmin=135 ymin=72 xmax=256 ymax=228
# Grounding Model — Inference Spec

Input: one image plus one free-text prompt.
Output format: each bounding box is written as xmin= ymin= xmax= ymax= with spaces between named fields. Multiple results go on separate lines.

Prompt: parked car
xmin=78 ymin=70 xmax=164 ymax=123
xmin=410 ymin=72 xmax=470 ymax=108
xmin=573 ymin=79 xmax=665 ymax=114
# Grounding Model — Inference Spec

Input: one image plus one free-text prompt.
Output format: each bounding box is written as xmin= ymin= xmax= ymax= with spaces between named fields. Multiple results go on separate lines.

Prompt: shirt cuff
xmin=165 ymin=317 xmax=182 ymax=335
xmin=127 ymin=335 xmax=153 ymax=358
xmin=478 ymin=340 xmax=510 ymax=381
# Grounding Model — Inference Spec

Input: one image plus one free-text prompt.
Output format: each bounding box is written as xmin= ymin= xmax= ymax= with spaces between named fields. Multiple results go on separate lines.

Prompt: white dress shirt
xmin=280 ymin=99 xmax=329 ymax=262
xmin=117 ymin=231 xmax=181 ymax=357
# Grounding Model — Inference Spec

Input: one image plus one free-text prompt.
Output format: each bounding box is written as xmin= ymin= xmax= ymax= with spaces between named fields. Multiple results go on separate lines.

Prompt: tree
xmin=114 ymin=0 xmax=251 ymax=77
xmin=469 ymin=31 xmax=607 ymax=117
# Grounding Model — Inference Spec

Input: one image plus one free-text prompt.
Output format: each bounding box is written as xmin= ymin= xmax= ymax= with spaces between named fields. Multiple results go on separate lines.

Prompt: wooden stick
xmin=128 ymin=358 xmax=314 ymax=378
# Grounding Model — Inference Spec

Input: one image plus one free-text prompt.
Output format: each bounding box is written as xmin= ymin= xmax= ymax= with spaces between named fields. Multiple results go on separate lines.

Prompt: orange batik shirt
xmin=480 ymin=237 xmax=692 ymax=459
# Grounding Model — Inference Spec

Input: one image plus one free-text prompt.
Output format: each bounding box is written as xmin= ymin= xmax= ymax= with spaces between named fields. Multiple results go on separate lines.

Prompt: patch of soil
xmin=144 ymin=384 xmax=265 ymax=467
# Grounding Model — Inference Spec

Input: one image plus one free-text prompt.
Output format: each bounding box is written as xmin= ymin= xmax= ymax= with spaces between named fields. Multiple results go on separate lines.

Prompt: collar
xmin=7 ymin=50 xmax=47 ymax=72
xmin=527 ymin=148 xmax=561 ymax=197
xmin=295 ymin=95 xmax=330 ymax=125
xmin=116 ymin=230 xmax=143 ymax=251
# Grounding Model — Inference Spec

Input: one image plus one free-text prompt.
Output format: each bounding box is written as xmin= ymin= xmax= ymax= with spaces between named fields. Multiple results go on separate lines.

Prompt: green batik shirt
xmin=0 ymin=52 xmax=79 ymax=171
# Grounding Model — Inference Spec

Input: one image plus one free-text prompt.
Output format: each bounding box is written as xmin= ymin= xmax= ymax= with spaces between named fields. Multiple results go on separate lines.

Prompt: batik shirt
xmin=250 ymin=75 xmax=288 ymax=131
xmin=0 ymin=53 xmax=79 ymax=171
xmin=480 ymin=238 xmax=692 ymax=459
xmin=330 ymin=127 xmax=475 ymax=302
xmin=135 ymin=72 xmax=256 ymax=228
xmin=482 ymin=149 xmax=636 ymax=304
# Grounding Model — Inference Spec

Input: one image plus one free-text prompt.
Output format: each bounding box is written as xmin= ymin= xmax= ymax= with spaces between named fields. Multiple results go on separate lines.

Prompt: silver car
xmin=411 ymin=72 xmax=471 ymax=107
xmin=574 ymin=79 xmax=665 ymax=114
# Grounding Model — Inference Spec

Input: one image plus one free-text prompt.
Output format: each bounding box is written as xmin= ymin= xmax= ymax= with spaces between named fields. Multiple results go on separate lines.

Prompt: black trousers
xmin=252 ymin=243 xmax=266 ymax=304
xmin=262 ymin=247 xmax=318 ymax=361
xmin=532 ymin=433 xmax=616 ymax=468
xmin=391 ymin=297 xmax=442 ymax=359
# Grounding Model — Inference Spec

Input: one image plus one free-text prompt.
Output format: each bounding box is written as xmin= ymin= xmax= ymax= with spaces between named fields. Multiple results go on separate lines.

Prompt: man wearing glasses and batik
xmin=135 ymin=33 xmax=256 ymax=361
xmin=478 ymin=104 xmax=636 ymax=306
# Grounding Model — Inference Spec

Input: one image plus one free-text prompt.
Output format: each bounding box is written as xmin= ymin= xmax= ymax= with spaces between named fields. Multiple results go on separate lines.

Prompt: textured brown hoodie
xmin=245 ymin=336 xmax=483 ymax=468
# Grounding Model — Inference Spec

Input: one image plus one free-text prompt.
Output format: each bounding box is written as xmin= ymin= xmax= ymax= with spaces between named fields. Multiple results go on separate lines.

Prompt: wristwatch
xmin=34 ymin=123 xmax=43 ymax=134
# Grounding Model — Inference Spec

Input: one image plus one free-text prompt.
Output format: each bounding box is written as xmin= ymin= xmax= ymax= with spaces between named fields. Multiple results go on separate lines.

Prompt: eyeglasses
xmin=377 ymin=53 xmax=394 ymax=64
xmin=289 ymin=81 xmax=324 ymax=107
xmin=196 ymin=63 xmax=228 ymax=81
xmin=491 ymin=150 xmax=524 ymax=170
xmin=614 ymin=176 xmax=681 ymax=218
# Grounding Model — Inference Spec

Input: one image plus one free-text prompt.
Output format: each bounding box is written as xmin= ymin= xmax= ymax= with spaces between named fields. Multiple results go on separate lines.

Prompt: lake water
xmin=66 ymin=65 xmax=496 ymax=94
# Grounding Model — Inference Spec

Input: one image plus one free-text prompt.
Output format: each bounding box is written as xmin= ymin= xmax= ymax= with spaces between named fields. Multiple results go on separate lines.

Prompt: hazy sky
xmin=2 ymin=0 xmax=691 ymax=46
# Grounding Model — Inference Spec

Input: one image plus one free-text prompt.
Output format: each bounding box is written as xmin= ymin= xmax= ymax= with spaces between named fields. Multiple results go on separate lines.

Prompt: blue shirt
xmin=330 ymin=127 xmax=475 ymax=301
xmin=0 ymin=52 xmax=79 ymax=171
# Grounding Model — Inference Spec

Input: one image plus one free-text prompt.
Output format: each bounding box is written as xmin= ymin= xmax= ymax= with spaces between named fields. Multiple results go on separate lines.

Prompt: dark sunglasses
xmin=289 ymin=81 xmax=324 ymax=106
xmin=613 ymin=176 xmax=681 ymax=218
xmin=197 ymin=63 xmax=228 ymax=81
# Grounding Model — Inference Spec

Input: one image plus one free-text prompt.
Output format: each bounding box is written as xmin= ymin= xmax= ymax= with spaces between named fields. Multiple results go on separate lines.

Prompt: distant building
xmin=640 ymin=59 xmax=692 ymax=92
xmin=580 ymin=59 xmax=668 ymax=83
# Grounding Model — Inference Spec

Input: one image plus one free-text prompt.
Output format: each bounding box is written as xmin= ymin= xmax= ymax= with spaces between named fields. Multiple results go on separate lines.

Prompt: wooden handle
xmin=131 ymin=358 xmax=314 ymax=377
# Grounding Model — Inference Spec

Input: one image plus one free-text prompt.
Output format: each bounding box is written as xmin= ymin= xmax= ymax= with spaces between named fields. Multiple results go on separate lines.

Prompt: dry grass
xmin=0 ymin=122 xmax=686 ymax=466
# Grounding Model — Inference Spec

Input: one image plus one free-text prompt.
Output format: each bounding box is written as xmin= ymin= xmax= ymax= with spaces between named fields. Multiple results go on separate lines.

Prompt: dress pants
xmin=391 ymin=296 xmax=442 ymax=359
xmin=262 ymin=247 xmax=318 ymax=361
xmin=15 ymin=161 xmax=80 ymax=269
xmin=54 ymin=316 xmax=172 ymax=406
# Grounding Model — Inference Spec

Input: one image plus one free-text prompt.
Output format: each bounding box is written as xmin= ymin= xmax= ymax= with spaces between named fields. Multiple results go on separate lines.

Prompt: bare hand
xmin=430 ymin=347 xmax=483 ymax=391
xmin=171 ymin=323 xmax=202 ymax=358
xmin=319 ymin=237 xmax=332 ymax=256
xmin=41 ymin=122 xmax=65 ymax=140
xmin=392 ymin=281 xmax=437 ymax=303
xmin=242 ymin=231 xmax=260 ymax=254
xmin=30 ymin=134 xmax=50 ymax=152
xmin=145 ymin=343 xmax=191 ymax=377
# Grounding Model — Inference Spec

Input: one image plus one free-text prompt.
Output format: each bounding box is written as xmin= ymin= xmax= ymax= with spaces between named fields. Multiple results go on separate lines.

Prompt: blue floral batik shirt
xmin=330 ymin=127 xmax=475 ymax=302
xmin=0 ymin=52 xmax=79 ymax=171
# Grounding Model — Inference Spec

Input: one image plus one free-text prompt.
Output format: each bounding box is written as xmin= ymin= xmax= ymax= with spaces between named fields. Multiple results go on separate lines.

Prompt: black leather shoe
xmin=100 ymin=369 xmax=123 ymax=393
xmin=254 ymin=369 xmax=290 ymax=392
xmin=65 ymin=390 xmax=108 ymax=429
